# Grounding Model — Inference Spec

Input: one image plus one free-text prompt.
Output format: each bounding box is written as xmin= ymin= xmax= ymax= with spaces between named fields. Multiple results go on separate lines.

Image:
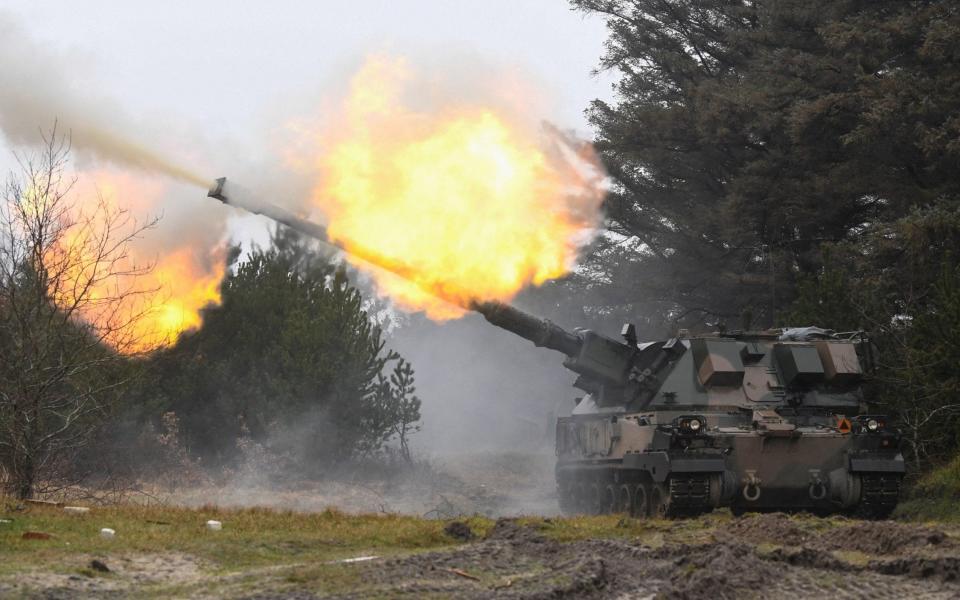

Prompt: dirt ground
xmin=6 ymin=455 xmax=959 ymax=598
xmin=278 ymin=516 xmax=960 ymax=599
xmin=6 ymin=513 xmax=960 ymax=599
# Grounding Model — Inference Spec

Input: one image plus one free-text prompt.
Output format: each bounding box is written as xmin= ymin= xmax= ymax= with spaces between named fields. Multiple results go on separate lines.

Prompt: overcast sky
xmin=1 ymin=1 xmax=615 ymax=167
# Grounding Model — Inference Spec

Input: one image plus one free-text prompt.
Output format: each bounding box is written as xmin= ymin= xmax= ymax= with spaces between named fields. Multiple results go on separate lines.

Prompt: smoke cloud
xmin=0 ymin=12 xmax=232 ymax=349
xmin=0 ymin=10 xmax=606 ymax=504
xmin=0 ymin=14 xmax=208 ymax=187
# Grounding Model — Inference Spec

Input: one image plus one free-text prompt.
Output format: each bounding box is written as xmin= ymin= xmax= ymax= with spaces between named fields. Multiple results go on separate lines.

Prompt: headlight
xmin=675 ymin=415 xmax=707 ymax=434
xmin=856 ymin=415 xmax=888 ymax=433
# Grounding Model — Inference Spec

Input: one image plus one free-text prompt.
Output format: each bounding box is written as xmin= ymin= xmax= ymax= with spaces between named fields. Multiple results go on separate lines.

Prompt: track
xmin=560 ymin=470 xmax=905 ymax=520
xmin=857 ymin=473 xmax=902 ymax=519
xmin=558 ymin=472 xmax=716 ymax=518
xmin=665 ymin=473 xmax=713 ymax=516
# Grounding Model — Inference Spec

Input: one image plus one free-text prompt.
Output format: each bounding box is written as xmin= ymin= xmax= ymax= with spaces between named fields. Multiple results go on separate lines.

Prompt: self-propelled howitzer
xmin=206 ymin=178 xmax=904 ymax=518
xmin=476 ymin=313 xmax=902 ymax=519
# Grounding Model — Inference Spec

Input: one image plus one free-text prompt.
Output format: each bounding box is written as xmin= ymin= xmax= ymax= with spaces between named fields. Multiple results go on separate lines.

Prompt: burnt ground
xmin=10 ymin=513 xmax=959 ymax=599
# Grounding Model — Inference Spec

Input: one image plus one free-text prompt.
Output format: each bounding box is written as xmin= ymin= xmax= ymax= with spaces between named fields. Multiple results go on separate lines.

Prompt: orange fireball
xmin=136 ymin=246 xmax=225 ymax=350
xmin=49 ymin=170 xmax=224 ymax=354
xmin=300 ymin=55 xmax=605 ymax=318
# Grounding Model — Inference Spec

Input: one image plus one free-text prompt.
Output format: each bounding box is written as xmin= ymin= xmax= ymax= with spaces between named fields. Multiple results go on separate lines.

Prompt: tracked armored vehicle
xmin=476 ymin=304 xmax=903 ymax=518
xmin=205 ymin=177 xmax=904 ymax=518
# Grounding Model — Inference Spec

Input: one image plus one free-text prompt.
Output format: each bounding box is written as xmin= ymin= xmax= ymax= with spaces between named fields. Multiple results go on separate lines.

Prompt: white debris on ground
xmin=327 ymin=555 xmax=379 ymax=564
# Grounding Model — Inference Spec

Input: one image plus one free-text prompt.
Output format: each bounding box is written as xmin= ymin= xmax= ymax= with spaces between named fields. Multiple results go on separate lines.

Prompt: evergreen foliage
xmin=572 ymin=0 xmax=960 ymax=467
xmin=571 ymin=0 xmax=960 ymax=330
xmin=140 ymin=228 xmax=421 ymax=469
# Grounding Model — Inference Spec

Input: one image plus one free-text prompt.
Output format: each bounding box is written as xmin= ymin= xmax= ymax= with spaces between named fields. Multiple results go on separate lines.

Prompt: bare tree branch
xmin=0 ymin=127 xmax=157 ymax=498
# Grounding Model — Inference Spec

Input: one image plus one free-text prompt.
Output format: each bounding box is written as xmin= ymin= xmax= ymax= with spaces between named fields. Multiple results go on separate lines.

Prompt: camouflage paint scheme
xmin=551 ymin=332 xmax=903 ymax=518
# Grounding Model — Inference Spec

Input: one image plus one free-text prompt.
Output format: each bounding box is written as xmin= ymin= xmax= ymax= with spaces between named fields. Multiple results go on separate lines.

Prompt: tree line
xmin=568 ymin=0 xmax=960 ymax=469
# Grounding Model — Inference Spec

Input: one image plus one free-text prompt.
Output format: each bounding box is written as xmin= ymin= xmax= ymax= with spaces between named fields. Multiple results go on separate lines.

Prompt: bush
xmin=131 ymin=228 xmax=421 ymax=471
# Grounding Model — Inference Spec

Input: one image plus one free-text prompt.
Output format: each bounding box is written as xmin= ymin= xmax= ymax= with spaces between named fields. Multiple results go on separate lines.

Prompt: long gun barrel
xmin=470 ymin=300 xmax=582 ymax=357
xmin=207 ymin=177 xmax=583 ymax=358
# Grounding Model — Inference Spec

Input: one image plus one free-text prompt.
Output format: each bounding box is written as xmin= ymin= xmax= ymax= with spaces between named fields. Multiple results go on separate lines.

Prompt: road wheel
xmin=649 ymin=482 xmax=671 ymax=519
xmin=588 ymin=483 xmax=603 ymax=515
xmin=617 ymin=484 xmax=633 ymax=514
xmin=603 ymin=485 xmax=618 ymax=514
xmin=632 ymin=483 xmax=649 ymax=518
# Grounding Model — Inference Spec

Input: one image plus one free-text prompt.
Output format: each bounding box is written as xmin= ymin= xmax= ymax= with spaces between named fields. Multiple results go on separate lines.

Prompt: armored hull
xmin=553 ymin=332 xmax=903 ymax=518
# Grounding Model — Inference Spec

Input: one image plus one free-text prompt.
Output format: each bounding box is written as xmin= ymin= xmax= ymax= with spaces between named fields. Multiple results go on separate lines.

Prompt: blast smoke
xmin=0 ymin=12 xmax=229 ymax=350
xmin=218 ymin=55 xmax=608 ymax=467
xmin=0 ymin=14 xmax=207 ymax=187
xmin=0 ymin=8 xmax=606 ymax=507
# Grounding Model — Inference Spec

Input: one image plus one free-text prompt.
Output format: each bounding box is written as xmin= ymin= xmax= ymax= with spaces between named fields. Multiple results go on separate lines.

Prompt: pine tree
xmin=148 ymin=228 xmax=420 ymax=467
xmin=570 ymin=0 xmax=960 ymax=330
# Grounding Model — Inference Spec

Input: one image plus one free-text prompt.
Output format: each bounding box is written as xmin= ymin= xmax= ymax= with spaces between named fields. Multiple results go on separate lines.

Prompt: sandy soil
xmin=8 ymin=553 xmax=208 ymax=598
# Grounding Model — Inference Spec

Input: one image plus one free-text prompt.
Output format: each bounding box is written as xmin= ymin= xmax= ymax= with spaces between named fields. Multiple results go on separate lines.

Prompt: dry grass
xmin=0 ymin=499 xmax=480 ymax=572
xmin=0 ymin=499 xmax=496 ymax=597
xmin=0 ymin=498 xmax=706 ymax=571
xmin=896 ymin=456 xmax=960 ymax=523
xmin=5 ymin=495 xmax=955 ymax=598
xmin=1 ymin=497 xmax=702 ymax=597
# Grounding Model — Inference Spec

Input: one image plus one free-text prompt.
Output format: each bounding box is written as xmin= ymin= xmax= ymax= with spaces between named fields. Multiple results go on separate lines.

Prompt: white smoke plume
xmin=0 ymin=14 xmax=209 ymax=187
xmin=0 ymin=12 xmax=232 ymax=350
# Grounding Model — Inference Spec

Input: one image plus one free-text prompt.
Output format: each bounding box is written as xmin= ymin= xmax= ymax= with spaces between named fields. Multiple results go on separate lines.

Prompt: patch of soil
xmin=355 ymin=533 xmax=781 ymax=598
xmin=484 ymin=518 xmax=550 ymax=546
xmin=816 ymin=521 xmax=951 ymax=555
xmin=0 ymin=552 xmax=207 ymax=600
xmin=444 ymin=520 xmax=475 ymax=541
xmin=241 ymin=594 xmax=321 ymax=600
xmin=347 ymin=520 xmax=636 ymax=599
xmin=713 ymin=513 xmax=812 ymax=547
xmin=337 ymin=530 xmax=960 ymax=599
xmin=652 ymin=542 xmax=784 ymax=599
xmin=110 ymin=552 xmax=206 ymax=585
xmin=869 ymin=556 xmax=960 ymax=583
xmin=764 ymin=546 xmax=859 ymax=571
